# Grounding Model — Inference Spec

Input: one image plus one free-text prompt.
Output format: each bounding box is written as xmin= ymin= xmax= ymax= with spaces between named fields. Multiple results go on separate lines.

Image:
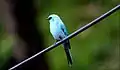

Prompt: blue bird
xmin=47 ymin=14 xmax=73 ymax=66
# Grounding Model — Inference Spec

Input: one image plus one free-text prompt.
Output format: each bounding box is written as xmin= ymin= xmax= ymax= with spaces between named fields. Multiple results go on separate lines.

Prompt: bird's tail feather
xmin=63 ymin=42 xmax=73 ymax=67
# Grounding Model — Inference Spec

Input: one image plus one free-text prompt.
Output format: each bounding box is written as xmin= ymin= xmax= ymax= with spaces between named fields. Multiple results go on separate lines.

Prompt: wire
xmin=9 ymin=4 xmax=120 ymax=70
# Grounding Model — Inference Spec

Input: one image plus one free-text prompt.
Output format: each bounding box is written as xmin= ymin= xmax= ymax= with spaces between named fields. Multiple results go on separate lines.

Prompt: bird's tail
xmin=63 ymin=41 xmax=73 ymax=67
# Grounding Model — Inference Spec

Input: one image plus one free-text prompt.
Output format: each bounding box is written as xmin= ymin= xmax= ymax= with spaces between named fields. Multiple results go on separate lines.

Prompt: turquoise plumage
xmin=47 ymin=14 xmax=73 ymax=66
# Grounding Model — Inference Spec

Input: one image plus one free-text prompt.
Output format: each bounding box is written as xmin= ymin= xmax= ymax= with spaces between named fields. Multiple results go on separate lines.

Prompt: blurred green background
xmin=0 ymin=0 xmax=120 ymax=70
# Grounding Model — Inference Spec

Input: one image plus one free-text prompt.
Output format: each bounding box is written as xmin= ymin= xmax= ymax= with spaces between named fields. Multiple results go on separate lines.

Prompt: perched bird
xmin=47 ymin=14 xmax=73 ymax=66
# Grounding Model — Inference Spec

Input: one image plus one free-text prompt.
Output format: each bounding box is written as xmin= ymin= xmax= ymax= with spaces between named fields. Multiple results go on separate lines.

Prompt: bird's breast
xmin=50 ymin=23 xmax=65 ymax=40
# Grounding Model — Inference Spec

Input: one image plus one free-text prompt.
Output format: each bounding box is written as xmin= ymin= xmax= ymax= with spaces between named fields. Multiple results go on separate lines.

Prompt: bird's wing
xmin=60 ymin=22 xmax=68 ymax=36
xmin=60 ymin=22 xmax=71 ymax=49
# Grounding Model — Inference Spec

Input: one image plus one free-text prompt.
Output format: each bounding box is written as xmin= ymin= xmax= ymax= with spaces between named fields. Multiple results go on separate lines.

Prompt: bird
xmin=47 ymin=14 xmax=73 ymax=66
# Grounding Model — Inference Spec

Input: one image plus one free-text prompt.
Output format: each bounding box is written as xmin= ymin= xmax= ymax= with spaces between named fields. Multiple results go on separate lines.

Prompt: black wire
xmin=9 ymin=4 xmax=120 ymax=70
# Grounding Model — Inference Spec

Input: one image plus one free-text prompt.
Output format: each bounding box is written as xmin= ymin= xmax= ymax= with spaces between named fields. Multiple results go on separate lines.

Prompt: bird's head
xmin=47 ymin=14 xmax=61 ymax=22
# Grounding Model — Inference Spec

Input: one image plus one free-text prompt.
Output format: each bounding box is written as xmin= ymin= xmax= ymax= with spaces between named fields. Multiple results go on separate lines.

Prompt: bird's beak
xmin=46 ymin=17 xmax=52 ymax=20
xmin=46 ymin=18 xmax=49 ymax=20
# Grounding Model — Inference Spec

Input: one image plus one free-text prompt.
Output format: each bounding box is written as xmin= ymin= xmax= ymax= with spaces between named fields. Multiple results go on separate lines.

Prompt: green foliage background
xmin=0 ymin=0 xmax=120 ymax=70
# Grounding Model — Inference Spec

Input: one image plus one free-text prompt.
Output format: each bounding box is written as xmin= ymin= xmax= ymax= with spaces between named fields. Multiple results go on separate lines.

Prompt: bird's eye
xmin=48 ymin=17 xmax=52 ymax=20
